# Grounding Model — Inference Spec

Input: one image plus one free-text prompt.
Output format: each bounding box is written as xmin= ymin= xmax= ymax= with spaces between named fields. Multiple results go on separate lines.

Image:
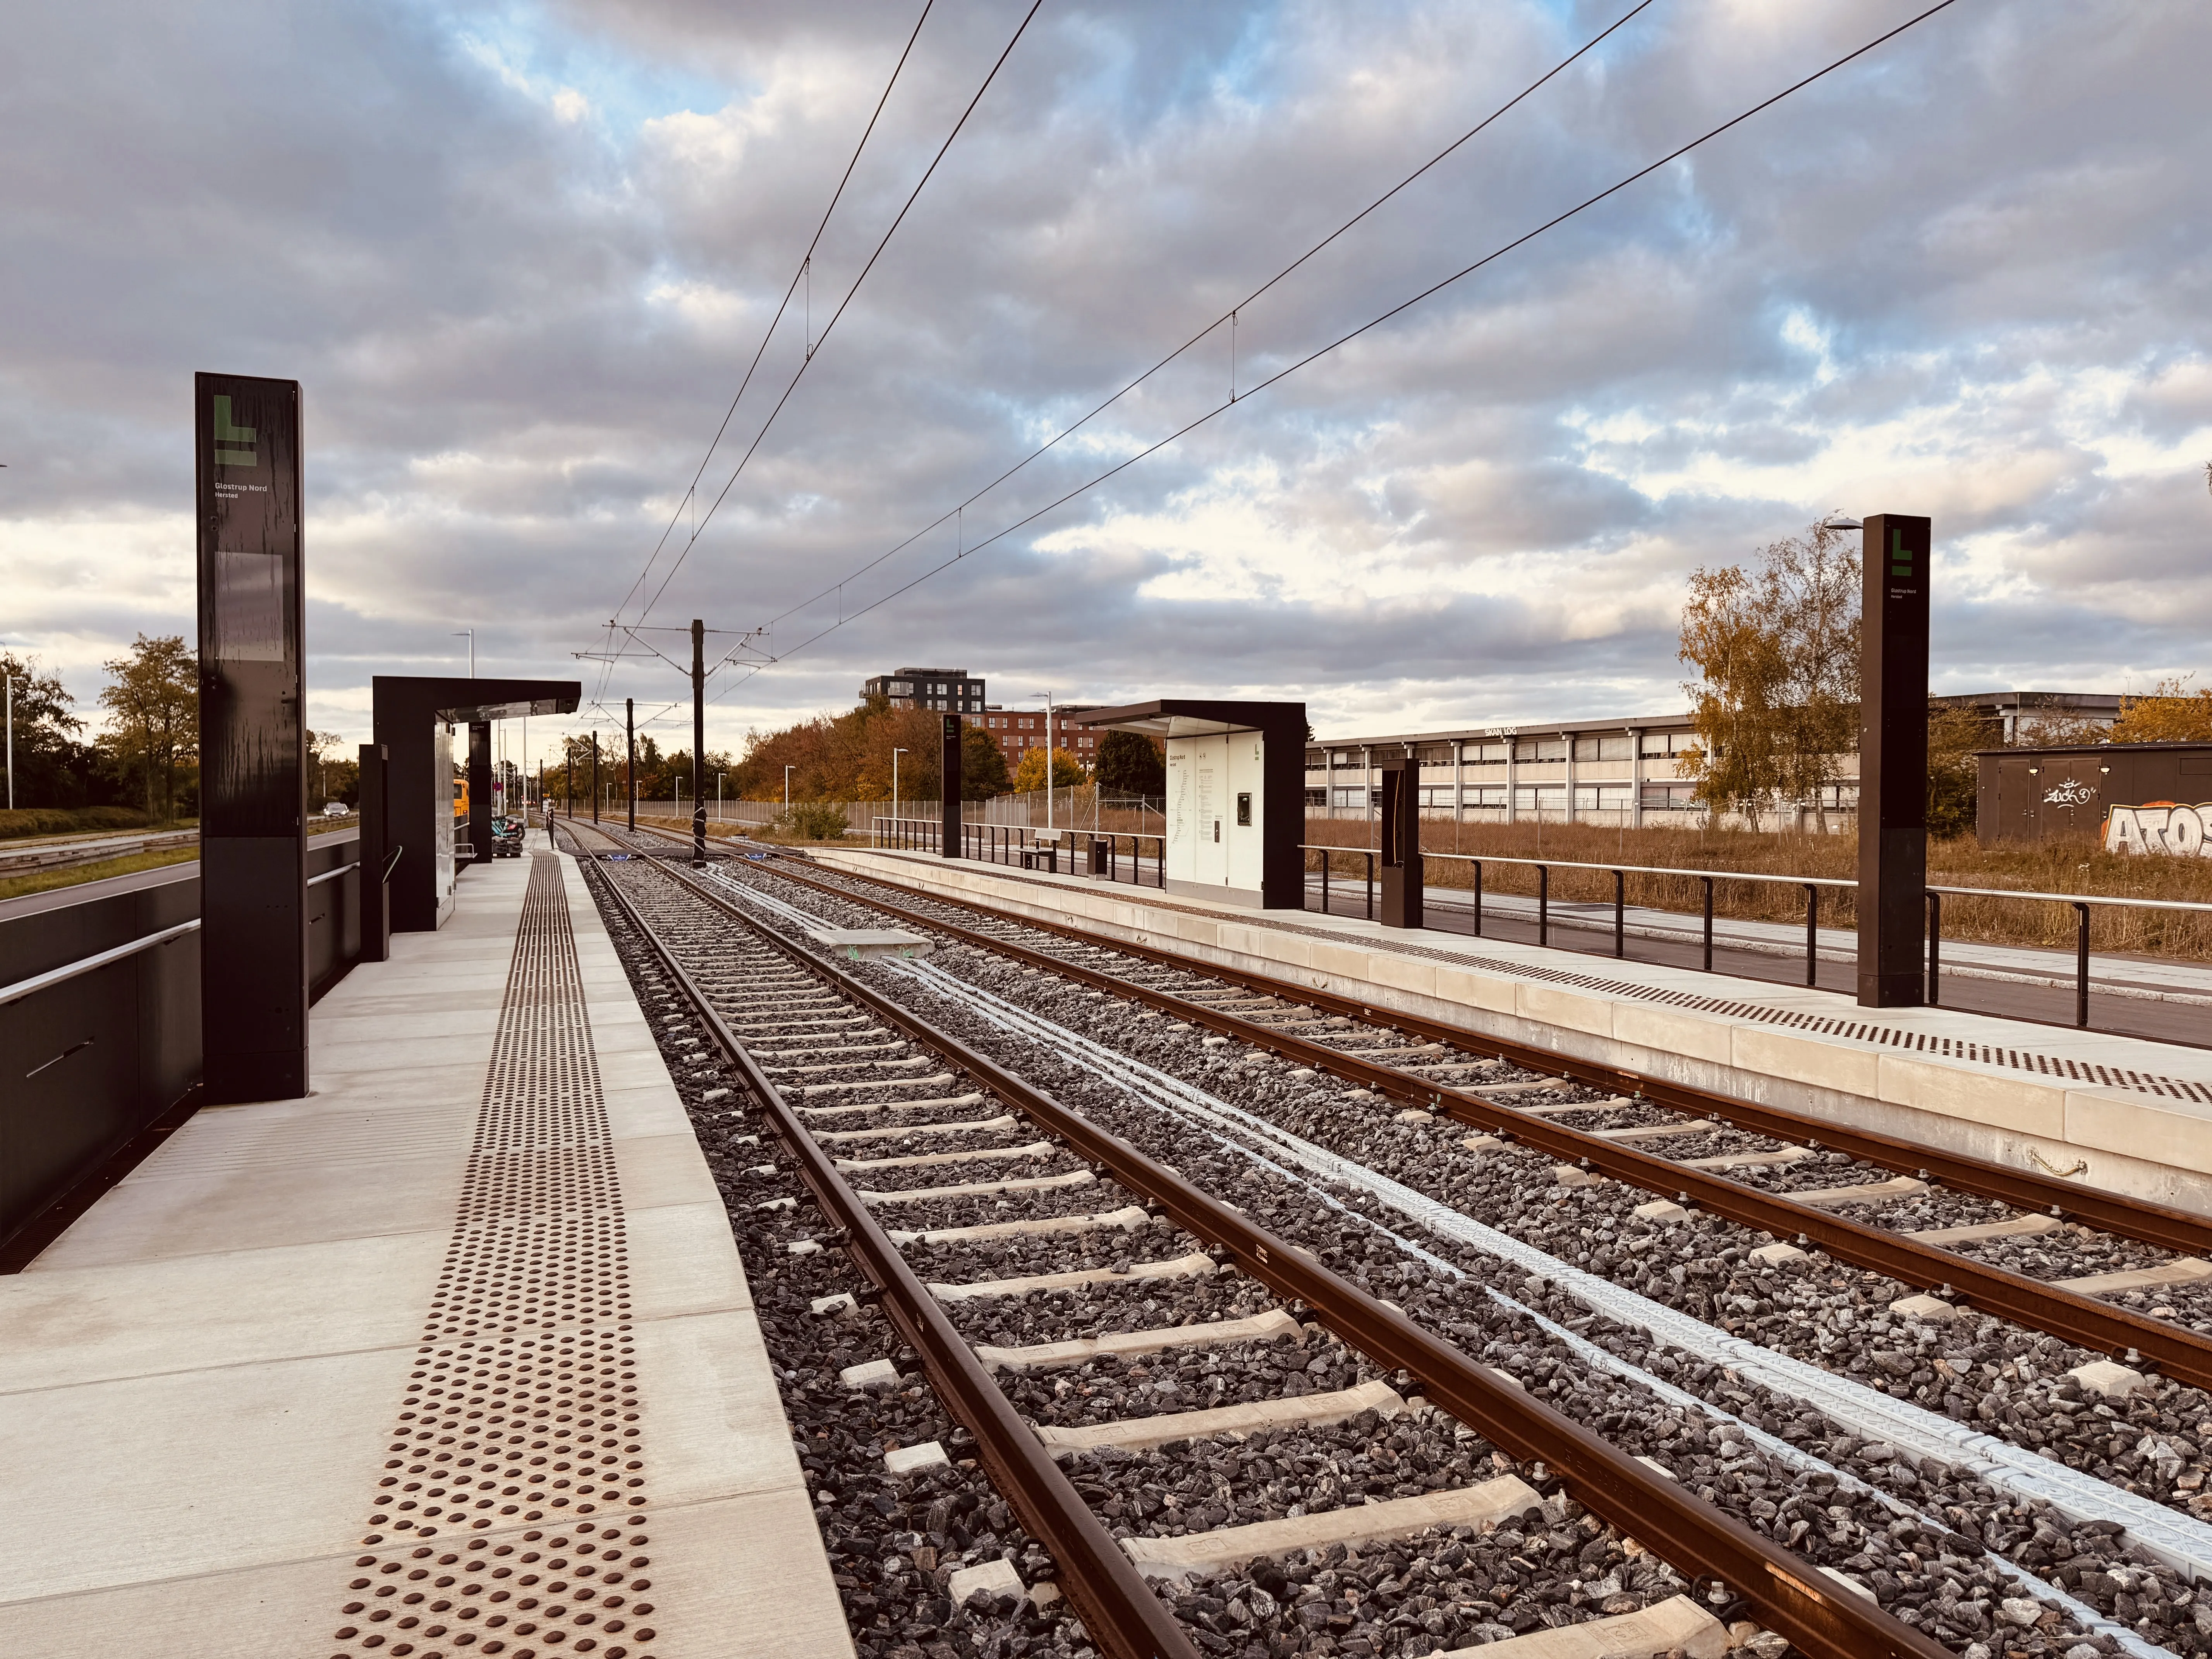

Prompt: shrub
xmin=780 ymin=802 xmax=852 ymax=841
xmin=0 ymin=805 xmax=155 ymax=842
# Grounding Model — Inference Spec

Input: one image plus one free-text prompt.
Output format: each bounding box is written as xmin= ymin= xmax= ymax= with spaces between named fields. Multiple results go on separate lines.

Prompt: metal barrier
xmin=1925 ymin=885 xmax=2212 ymax=1028
xmin=1304 ymin=841 xmax=2212 ymax=1024
xmin=870 ymin=816 xmax=1167 ymax=888
xmin=1 ymin=830 xmax=371 ymax=1264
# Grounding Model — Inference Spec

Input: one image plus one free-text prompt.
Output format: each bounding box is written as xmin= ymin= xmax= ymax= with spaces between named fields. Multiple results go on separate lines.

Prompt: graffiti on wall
xmin=2104 ymin=802 xmax=2212 ymax=856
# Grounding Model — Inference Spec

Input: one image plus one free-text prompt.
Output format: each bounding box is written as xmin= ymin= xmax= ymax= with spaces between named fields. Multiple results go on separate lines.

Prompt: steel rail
xmin=630 ymin=849 xmax=1946 ymax=1659
xmin=630 ymin=820 xmax=2212 ymax=1256
xmin=737 ymin=850 xmax=2212 ymax=1389
xmin=580 ymin=847 xmax=1202 ymax=1659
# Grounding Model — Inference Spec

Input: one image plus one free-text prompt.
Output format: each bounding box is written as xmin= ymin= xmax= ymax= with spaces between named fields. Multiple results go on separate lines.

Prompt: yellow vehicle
xmin=453 ymin=776 xmax=469 ymax=820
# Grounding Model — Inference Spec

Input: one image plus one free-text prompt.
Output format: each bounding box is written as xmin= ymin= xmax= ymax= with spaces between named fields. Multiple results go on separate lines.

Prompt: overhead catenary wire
xmin=601 ymin=0 xmax=939 ymax=648
xmin=622 ymin=0 xmax=1048 ymax=640
xmin=737 ymin=0 xmax=1664 ymax=649
xmin=714 ymin=0 xmax=1969 ymax=696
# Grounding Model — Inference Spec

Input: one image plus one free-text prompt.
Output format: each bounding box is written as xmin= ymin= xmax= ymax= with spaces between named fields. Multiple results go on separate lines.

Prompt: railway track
xmin=558 ymin=820 xmax=2202 ymax=1659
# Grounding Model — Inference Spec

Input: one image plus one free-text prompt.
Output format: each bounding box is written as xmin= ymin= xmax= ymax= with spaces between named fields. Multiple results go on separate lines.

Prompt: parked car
xmin=490 ymin=816 xmax=525 ymax=858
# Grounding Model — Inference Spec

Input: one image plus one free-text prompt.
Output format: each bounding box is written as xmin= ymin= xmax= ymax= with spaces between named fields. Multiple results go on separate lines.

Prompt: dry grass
xmin=1301 ymin=818 xmax=2212 ymax=960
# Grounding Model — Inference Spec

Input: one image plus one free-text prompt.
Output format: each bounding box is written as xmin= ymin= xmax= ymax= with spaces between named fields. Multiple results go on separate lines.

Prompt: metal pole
xmin=1472 ymin=859 xmax=1482 ymax=936
xmin=1613 ymin=869 xmax=1625 ymax=958
xmin=894 ymin=747 xmax=905 ymax=825
xmin=1539 ymin=865 xmax=1549 ymax=947
xmin=5 ymin=672 xmax=12 ymax=811
xmin=591 ymin=731 xmax=599 ymax=824
xmin=625 ymin=697 xmax=636 ymax=832
xmin=1804 ymin=884 xmax=1819 ymax=988
xmin=2075 ymin=902 xmax=2091 ymax=1028
xmin=1702 ymin=877 xmax=1714 ymax=971
xmin=690 ymin=618 xmax=706 ymax=867
xmin=1926 ymin=892 xmax=1942 ymax=1006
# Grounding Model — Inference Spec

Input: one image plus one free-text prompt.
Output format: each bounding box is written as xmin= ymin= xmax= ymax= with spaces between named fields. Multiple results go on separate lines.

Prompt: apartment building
xmin=861 ymin=668 xmax=986 ymax=713
xmin=1312 ymin=690 xmax=2119 ymax=828
xmin=973 ymin=704 xmax=1104 ymax=772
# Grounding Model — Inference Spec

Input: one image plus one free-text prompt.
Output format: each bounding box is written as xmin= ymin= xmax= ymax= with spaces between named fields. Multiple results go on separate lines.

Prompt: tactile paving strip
xmin=328 ymin=854 xmax=659 ymax=1659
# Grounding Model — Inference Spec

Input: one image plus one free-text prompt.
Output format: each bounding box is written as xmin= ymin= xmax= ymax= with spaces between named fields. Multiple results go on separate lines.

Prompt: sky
xmin=3 ymin=0 xmax=2208 ymax=766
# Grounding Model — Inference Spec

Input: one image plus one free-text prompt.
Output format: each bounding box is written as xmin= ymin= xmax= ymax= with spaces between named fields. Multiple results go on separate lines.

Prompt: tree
xmin=2108 ymin=675 xmax=2212 ymax=744
xmin=98 ymin=634 xmax=198 ymax=823
xmin=1926 ymin=702 xmax=1996 ymax=840
xmin=307 ymin=730 xmax=360 ymax=808
xmin=0 ymin=651 xmax=92 ymax=808
xmin=1095 ymin=730 xmax=1165 ymax=797
xmin=1012 ymin=746 xmax=1087 ymax=793
xmin=959 ymin=724 xmax=1011 ymax=800
xmin=1677 ymin=518 xmax=1860 ymax=826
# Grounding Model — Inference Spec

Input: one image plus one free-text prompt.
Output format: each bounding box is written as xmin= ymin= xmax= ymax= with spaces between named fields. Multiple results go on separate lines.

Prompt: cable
xmin=624 ymin=0 xmax=1048 ymax=636
xmin=717 ymin=0 xmax=1967 ymax=694
xmin=742 ymin=0 xmax=1664 ymax=644
xmin=604 ymin=0 xmax=938 ymax=640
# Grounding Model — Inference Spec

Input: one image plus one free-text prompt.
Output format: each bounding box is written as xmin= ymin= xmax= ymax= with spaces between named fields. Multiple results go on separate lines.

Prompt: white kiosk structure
xmin=1072 ymin=699 xmax=1306 ymax=909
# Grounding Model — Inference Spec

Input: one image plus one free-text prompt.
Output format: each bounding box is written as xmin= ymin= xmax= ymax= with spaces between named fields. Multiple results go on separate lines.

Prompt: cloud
xmin=2 ymin=0 xmax=2208 ymax=764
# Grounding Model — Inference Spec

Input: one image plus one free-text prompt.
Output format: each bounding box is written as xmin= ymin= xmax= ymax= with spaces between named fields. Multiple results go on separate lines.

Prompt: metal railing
xmin=1925 ymin=885 xmax=2212 ymax=1027
xmin=1306 ymin=843 xmax=2212 ymax=1027
xmin=1304 ymin=845 xmax=1846 ymax=983
xmin=0 ymin=919 xmax=201 ymax=1009
xmin=871 ymin=816 xmax=1167 ymax=888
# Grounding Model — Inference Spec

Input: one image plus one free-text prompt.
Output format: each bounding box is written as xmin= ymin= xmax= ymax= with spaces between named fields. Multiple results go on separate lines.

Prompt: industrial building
xmin=1312 ymin=690 xmax=2120 ymax=827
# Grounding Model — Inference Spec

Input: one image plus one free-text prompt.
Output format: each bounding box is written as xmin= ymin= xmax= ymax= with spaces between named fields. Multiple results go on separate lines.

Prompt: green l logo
xmin=213 ymin=394 xmax=257 ymax=469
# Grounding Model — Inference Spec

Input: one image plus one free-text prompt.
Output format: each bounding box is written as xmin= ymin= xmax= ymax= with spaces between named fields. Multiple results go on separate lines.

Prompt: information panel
xmin=196 ymin=371 xmax=308 ymax=1101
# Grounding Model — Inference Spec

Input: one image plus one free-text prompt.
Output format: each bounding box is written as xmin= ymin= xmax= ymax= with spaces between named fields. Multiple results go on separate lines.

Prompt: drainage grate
xmin=328 ymin=854 xmax=658 ymax=1659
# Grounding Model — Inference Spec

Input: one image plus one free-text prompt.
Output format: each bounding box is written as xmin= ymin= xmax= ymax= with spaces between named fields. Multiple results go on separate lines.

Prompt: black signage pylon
xmin=625 ymin=698 xmax=636 ymax=832
xmin=196 ymin=371 xmax=308 ymax=1103
xmin=1378 ymin=753 xmax=1424 ymax=929
xmin=1857 ymin=513 xmax=1932 ymax=1006
xmin=940 ymin=714 xmax=962 ymax=857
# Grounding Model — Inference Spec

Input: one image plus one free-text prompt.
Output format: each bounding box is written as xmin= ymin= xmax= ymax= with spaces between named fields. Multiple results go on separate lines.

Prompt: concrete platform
xmin=814 ymin=847 xmax=2212 ymax=1219
xmin=0 ymin=852 xmax=850 ymax=1659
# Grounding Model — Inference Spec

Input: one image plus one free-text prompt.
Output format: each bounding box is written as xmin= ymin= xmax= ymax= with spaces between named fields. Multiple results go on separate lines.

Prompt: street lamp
xmin=1032 ymin=690 xmax=1055 ymax=832
xmin=675 ymin=775 xmax=685 ymax=816
xmin=716 ymin=770 xmax=726 ymax=823
xmin=452 ymin=629 xmax=475 ymax=676
xmin=893 ymin=747 xmax=908 ymax=823
xmin=784 ymin=764 xmax=795 ymax=812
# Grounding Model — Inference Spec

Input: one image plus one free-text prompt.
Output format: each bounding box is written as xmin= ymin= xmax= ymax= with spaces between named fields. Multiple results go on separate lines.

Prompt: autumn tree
xmin=1012 ymin=746 xmax=1088 ymax=793
xmin=1678 ymin=519 xmax=1860 ymax=826
xmin=98 ymin=634 xmax=198 ymax=823
xmin=2107 ymin=675 xmax=2212 ymax=744
xmin=1095 ymin=730 xmax=1165 ymax=798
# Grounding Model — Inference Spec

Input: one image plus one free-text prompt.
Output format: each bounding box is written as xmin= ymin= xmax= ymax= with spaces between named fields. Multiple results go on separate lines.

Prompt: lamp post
xmin=893 ymin=747 xmax=907 ymax=824
xmin=784 ymin=764 xmax=795 ymax=812
xmin=1032 ymin=689 xmax=1055 ymax=832
xmin=716 ymin=770 xmax=726 ymax=822
xmin=452 ymin=629 xmax=474 ymax=677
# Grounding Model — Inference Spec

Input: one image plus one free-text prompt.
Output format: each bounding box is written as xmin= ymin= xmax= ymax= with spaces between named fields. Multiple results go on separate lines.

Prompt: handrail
xmin=1927 ymin=882 xmax=2212 ymax=914
xmin=306 ymin=860 xmax=359 ymax=889
xmin=0 ymin=919 xmax=201 ymax=1008
xmin=381 ymin=843 xmax=404 ymax=881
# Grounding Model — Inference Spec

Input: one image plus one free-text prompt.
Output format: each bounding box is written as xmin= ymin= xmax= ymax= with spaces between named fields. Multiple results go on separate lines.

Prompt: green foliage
xmin=1094 ymin=730 xmax=1165 ymax=797
xmin=960 ymin=723 xmax=1011 ymax=800
xmin=0 ymin=805 xmax=153 ymax=842
xmin=780 ymin=801 xmax=852 ymax=840
xmin=1926 ymin=702 xmax=1994 ymax=840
